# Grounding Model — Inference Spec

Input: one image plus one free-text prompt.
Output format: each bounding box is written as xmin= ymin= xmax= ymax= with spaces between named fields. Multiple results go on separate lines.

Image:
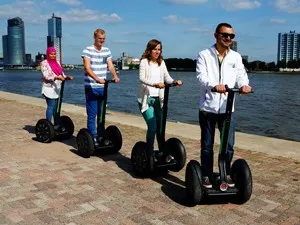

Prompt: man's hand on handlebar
xmin=214 ymin=84 xmax=227 ymax=94
xmin=96 ymin=78 xmax=106 ymax=84
xmin=240 ymin=85 xmax=252 ymax=94
xmin=113 ymin=76 xmax=120 ymax=83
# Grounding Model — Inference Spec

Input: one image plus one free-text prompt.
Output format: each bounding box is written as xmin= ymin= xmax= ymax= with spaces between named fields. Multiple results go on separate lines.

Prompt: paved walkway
xmin=0 ymin=91 xmax=299 ymax=225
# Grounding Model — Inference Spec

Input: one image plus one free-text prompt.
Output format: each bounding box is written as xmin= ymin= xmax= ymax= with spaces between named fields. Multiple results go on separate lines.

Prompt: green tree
xmin=277 ymin=60 xmax=286 ymax=68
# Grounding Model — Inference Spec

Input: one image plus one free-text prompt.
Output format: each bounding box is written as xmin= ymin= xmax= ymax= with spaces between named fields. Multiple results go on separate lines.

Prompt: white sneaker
xmin=165 ymin=155 xmax=175 ymax=163
xmin=227 ymin=175 xmax=235 ymax=188
xmin=203 ymin=176 xmax=212 ymax=189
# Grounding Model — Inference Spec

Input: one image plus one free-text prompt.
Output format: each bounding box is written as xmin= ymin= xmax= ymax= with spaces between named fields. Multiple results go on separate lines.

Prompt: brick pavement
xmin=0 ymin=98 xmax=299 ymax=225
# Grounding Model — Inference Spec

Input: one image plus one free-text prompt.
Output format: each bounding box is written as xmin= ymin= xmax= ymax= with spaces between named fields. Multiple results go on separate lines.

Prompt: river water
xmin=0 ymin=70 xmax=299 ymax=142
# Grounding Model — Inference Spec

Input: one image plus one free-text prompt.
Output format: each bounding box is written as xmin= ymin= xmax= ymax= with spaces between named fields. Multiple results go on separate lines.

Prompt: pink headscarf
xmin=46 ymin=47 xmax=63 ymax=75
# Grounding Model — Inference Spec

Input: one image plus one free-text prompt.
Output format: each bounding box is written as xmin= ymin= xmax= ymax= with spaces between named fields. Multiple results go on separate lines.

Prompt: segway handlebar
xmin=211 ymin=85 xmax=253 ymax=94
xmin=105 ymin=79 xmax=116 ymax=84
xmin=165 ymin=81 xmax=181 ymax=87
xmin=65 ymin=76 xmax=73 ymax=80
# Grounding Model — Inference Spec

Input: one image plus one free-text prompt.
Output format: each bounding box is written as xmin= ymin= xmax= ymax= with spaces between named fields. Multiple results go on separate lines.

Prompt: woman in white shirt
xmin=40 ymin=47 xmax=73 ymax=128
xmin=137 ymin=39 xmax=182 ymax=162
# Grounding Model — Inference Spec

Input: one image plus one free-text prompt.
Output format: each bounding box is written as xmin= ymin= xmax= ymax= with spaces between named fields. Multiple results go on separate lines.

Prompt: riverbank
xmin=250 ymin=70 xmax=300 ymax=74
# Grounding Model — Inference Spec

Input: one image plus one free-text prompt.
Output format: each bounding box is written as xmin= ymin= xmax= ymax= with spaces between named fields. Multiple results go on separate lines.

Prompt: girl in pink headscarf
xmin=40 ymin=47 xmax=73 ymax=127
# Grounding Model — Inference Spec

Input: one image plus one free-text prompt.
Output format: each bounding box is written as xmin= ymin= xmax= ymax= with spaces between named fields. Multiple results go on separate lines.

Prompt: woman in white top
xmin=137 ymin=39 xmax=182 ymax=162
xmin=40 ymin=47 xmax=73 ymax=128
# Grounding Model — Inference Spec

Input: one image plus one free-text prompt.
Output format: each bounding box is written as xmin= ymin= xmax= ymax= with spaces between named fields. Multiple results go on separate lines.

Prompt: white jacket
xmin=196 ymin=45 xmax=249 ymax=114
xmin=137 ymin=58 xmax=174 ymax=113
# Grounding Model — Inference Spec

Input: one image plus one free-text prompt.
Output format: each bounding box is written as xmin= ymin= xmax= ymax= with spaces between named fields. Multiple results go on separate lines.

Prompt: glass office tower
xmin=47 ymin=13 xmax=62 ymax=63
xmin=2 ymin=17 xmax=26 ymax=66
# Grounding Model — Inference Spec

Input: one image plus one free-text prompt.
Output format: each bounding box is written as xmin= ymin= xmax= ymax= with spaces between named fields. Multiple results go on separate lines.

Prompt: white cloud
xmin=220 ymin=0 xmax=261 ymax=11
xmin=267 ymin=18 xmax=287 ymax=24
xmin=187 ymin=27 xmax=209 ymax=32
xmin=60 ymin=9 xmax=122 ymax=23
xmin=60 ymin=9 xmax=100 ymax=22
xmin=274 ymin=0 xmax=300 ymax=13
xmin=0 ymin=1 xmax=122 ymax=24
xmin=160 ymin=0 xmax=207 ymax=4
xmin=100 ymin=13 xmax=122 ymax=23
xmin=0 ymin=1 xmax=48 ymax=24
xmin=57 ymin=0 xmax=81 ymax=6
xmin=163 ymin=14 xmax=197 ymax=24
xmin=186 ymin=27 xmax=211 ymax=36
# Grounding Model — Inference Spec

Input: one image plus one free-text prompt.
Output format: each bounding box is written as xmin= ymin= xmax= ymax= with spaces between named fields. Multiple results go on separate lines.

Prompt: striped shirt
xmin=82 ymin=45 xmax=112 ymax=88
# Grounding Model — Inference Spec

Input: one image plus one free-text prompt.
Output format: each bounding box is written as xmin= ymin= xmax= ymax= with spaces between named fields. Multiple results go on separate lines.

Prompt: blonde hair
xmin=94 ymin=29 xmax=106 ymax=37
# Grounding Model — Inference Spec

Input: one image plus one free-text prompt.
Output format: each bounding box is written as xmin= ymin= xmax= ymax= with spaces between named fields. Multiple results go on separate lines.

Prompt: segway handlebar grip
xmin=211 ymin=85 xmax=247 ymax=93
xmin=165 ymin=81 xmax=179 ymax=87
xmin=105 ymin=79 xmax=116 ymax=84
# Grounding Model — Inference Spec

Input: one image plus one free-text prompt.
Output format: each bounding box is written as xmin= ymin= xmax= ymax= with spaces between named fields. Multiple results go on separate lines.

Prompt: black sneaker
xmin=227 ymin=175 xmax=235 ymax=188
xmin=154 ymin=151 xmax=163 ymax=163
xmin=203 ymin=176 xmax=212 ymax=189
xmin=93 ymin=138 xmax=99 ymax=147
xmin=54 ymin=125 xmax=65 ymax=132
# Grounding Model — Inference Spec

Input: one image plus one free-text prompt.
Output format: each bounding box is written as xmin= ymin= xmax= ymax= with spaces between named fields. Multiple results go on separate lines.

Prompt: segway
xmin=76 ymin=80 xmax=122 ymax=158
xmin=185 ymin=85 xmax=252 ymax=205
xmin=35 ymin=78 xmax=74 ymax=143
xmin=131 ymin=81 xmax=186 ymax=177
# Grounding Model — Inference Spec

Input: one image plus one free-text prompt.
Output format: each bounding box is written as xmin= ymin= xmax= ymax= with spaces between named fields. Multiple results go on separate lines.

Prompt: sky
xmin=0 ymin=0 xmax=300 ymax=64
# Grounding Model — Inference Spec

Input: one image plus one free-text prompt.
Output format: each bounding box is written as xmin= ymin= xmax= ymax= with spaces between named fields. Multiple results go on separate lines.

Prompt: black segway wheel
xmin=60 ymin=115 xmax=74 ymax=138
xmin=35 ymin=119 xmax=55 ymax=143
xmin=105 ymin=125 xmax=122 ymax=153
xmin=166 ymin=138 xmax=186 ymax=172
xmin=131 ymin=141 xmax=153 ymax=177
xmin=76 ymin=128 xmax=95 ymax=158
xmin=231 ymin=159 xmax=252 ymax=204
xmin=185 ymin=160 xmax=204 ymax=206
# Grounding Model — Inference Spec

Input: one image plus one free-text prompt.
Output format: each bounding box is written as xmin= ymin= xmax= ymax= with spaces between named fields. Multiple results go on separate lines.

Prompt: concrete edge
xmin=1 ymin=90 xmax=299 ymax=161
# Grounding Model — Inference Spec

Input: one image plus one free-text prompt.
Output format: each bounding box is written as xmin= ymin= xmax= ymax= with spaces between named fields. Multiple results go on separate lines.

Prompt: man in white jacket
xmin=196 ymin=23 xmax=252 ymax=188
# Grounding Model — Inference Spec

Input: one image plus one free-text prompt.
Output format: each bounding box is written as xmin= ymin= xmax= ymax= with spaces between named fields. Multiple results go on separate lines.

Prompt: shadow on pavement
xmin=23 ymin=125 xmax=35 ymax=134
xmin=151 ymin=172 xmax=191 ymax=206
xmin=69 ymin=148 xmax=137 ymax=177
xmin=23 ymin=124 xmax=78 ymax=149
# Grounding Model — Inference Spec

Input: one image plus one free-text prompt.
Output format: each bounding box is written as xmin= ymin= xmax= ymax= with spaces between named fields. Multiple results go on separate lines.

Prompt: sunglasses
xmin=219 ymin=32 xmax=235 ymax=39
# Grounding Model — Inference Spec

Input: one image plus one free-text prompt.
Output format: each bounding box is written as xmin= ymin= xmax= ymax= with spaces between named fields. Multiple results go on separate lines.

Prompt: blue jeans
xmin=199 ymin=110 xmax=235 ymax=178
xmin=85 ymin=87 xmax=105 ymax=139
xmin=139 ymin=97 xmax=164 ymax=156
xmin=45 ymin=96 xmax=60 ymax=125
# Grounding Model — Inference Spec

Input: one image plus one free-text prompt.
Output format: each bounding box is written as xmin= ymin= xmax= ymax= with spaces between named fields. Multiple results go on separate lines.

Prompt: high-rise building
xmin=2 ymin=17 xmax=26 ymax=66
xmin=47 ymin=13 xmax=62 ymax=63
xmin=277 ymin=31 xmax=300 ymax=63
xmin=2 ymin=35 xmax=8 ymax=65
xmin=230 ymin=41 xmax=237 ymax=52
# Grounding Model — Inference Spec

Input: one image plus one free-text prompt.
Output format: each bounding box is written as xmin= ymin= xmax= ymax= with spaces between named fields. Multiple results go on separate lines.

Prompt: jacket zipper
xmin=218 ymin=56 xmax=222 ymax=114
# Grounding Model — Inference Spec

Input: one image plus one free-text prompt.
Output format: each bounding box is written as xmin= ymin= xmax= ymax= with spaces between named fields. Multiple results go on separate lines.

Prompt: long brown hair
xmin=141 ymin=39 xmax=163 ymax=66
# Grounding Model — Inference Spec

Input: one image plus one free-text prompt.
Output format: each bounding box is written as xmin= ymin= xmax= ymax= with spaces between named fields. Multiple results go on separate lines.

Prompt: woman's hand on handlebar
xmin=55 ymin=76 xmax=65 ymax=81
xmin=154 ymin=82 xmax=165 ymax=88
xmin=66 ymin=76 xmax=73 ymax=80
xmin=175 ymin=80 xmax=182 ymax=86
